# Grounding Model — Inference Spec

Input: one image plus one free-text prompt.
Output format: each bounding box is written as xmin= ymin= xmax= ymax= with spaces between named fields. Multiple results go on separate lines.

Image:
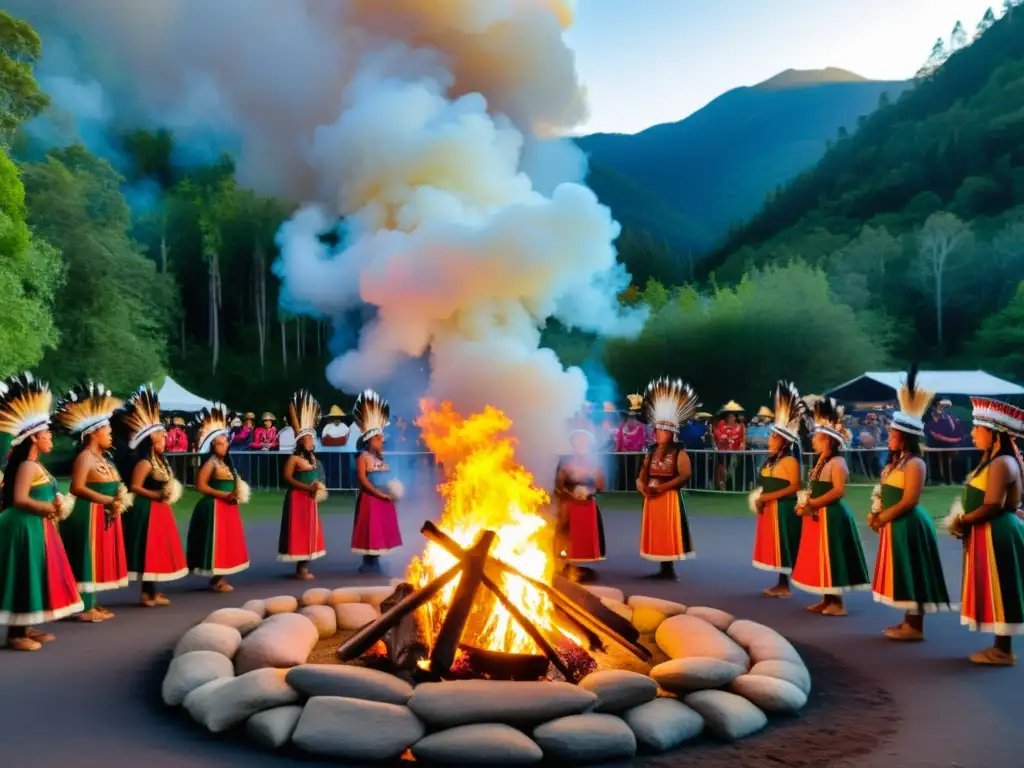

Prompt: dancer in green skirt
xmin=868 ymin=366 xmax=955 ymax=640
xmin=56 ymin=384 xmax=129 ymax=623
xmin=791 ymin=397 xmax=871 ymax=616
xmin=0 ymin=374 xmax=83 ymax=650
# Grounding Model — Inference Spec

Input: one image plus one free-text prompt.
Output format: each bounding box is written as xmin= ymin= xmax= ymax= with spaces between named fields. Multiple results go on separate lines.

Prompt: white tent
xmin=825 ymin=370 xmax=1024 ymax=403
xmin=156 ymin=376 xmax=219 ymax=413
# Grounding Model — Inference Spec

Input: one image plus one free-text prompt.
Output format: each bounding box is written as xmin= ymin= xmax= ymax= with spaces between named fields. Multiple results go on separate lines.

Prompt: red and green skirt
xmin=0 ymin=509 xmax=83 ymax=625
xmin=60 ymin=490 xmax=130 ymax=601
xmin=752 ymin=476 xmax=801 ymax=574
xmin=640 ymin=488 xmax=694 ymax=562
xmin=871 ymin=485 xmax=954 ymax=614
xmin=960 ymin=493 xmax=1024 ymax=634
xmin=186 ymin=494 xmax=249 ymax=577
xmin=791 ymin=480 xmax=870 ymax=595
xmin=278 ymin=488 xmax=326 ymax=563
xmin=559 ymin=498 xmax=606 ymax=564
xmin=352 ymin=492 xmax=402 ymax=555
xmin=123 ymin=497 xmax=188 ymax=582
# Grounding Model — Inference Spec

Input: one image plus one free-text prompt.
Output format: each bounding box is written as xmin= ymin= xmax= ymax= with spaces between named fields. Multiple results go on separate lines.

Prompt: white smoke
xmin=13 ymin=0 xmax=647 ymax=468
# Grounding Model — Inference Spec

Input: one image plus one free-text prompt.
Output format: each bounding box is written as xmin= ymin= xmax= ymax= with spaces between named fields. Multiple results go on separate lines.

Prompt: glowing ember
xmin=408 ymin=402 xmax=573 ymax=657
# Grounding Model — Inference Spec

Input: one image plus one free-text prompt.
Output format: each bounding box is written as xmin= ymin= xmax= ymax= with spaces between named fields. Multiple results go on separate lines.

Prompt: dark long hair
xmin=293 ymin=435 xmax=316 ymax=466
xmin=764 ymin=437 xmax=793 ymax=470
xmin=2 ymin=440 xmax=33 ymax=510
xmin=114 ymin=434 xmax=171 ymax=488
xmin=809 ymin=434 xmax=844 ymax=481
xmin=884 ymin=430 xmax=922 ymax=471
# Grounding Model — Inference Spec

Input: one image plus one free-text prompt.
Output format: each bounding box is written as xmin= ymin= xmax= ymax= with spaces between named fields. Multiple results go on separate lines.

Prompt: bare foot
xmin=140 ymin=595 xmax=159 ymax=608
xmin=822 ymin=603 xmax=848 ymax=617
xmin=96 ymin=606 xmax=115 ymax=619
xmin=76 ymin=609 xmax=106 ymax=623
xmin=763 ymin=585 xmax=791 ymax=598
xmin=884 ymin=624 xmax=923 ymax=641
xmin=154 ymin=593 xmax=171 ymax=606
xmin=294 ymin=571 xmax=315 ymax=581
xmin=25 ymin=628 xmax=55 ymax=644
xmin=211 ymin=580 xmax=234 ymax=593
xmin=806 ymin=600 xmax=827 ymax=613
xmin=7 ymin=637 xmax=41 ymax=651
xmin=969 ymin=647 xmax=1017 ymax=666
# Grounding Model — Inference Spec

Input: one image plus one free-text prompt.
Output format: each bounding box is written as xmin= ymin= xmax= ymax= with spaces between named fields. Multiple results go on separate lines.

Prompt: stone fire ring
xmin=162 ymin=583 xmax=812 ymax=764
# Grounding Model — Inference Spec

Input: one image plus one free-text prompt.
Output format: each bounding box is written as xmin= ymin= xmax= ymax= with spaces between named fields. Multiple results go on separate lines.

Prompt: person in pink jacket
xmin=616 ymin=395 xmax=648 ymax=453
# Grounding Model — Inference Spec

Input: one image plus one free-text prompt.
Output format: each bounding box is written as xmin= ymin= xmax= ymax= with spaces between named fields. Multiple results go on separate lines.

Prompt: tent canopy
xmin=825 ymin=370 xmax=1024 ymax=404
xmin=156 ymin=376 xmax=218 ymax=413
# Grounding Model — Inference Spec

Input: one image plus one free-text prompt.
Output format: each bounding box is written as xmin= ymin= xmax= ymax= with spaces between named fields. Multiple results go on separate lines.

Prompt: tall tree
xmin=916 ymin=37 xmax=949 ymax=77
xmin=916 ymin=212 xmax=973 ymax=351
xmin=949 ymin=20 xmax=969 ymax=51
xmin=976 ymin=7 xmax=998 ymax=39
xmin=0 ymin=11 xmax=49 ymax=145
xmin=22 ymin=145 xmax=175 ymax=392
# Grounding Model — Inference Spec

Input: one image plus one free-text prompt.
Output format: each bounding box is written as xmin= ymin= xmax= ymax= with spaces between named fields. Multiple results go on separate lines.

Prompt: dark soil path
xmin=1 ymin=509 xmax=1020 ymax=767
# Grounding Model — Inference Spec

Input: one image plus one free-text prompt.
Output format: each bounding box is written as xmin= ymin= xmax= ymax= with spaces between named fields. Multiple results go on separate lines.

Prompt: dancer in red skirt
xmin=0 ymin=374 xmax=83 ymax=650
xmin=279 ymin=390 xmax=327 ymax=580
xmin=351 ymin=389 xmax=403 ymax=574
xmin=555 ymin=415 xmax=606 ymax=583
xmin=56 ymin=384 xmax=129 ymax=623
xmin=113 ymin=386 xmax=188 ymax=607
xmin=187 ymin=406 xmax=251 ymax=593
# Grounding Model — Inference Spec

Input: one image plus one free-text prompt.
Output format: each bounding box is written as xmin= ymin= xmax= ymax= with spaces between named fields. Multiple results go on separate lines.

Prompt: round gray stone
xmin=173 ymin=623 xmax=242 ymax=660
xmin=285 ymin=664 xmax=413 ymax=705
xmin=622 ymin=698 xmax=705 ymax=752
xmin=578 ymin=669 xmax=658 ymax=713
xmin=241 ymin=599 xmax=267 ymax=618
xmin=292 ymin=696 xmax=425 ymax=761
xmin=408 ymin=680 xmax=597 ymax=729
xmin=264 ymin=595 xmax=299 ymax=615
xmin=203 ymin=607 xmax=262 ymax=636
xmin=246 ymin=705 xmax=303 ymax=749
xmin=298 ymin=605 xmax=337 ymax=639
xmin=650 ymin=657 xmax=745 ymax=693
xmin=184 ymin=668 xmax=299 ymax=733
xmin=726 ymin=619 xmax=802 ymax=664
xmin=627 ymin=595 xmax=687 ymax=634
xmin=655 ymin=614 xmax=749 ymax=668
xmin=683 ymin=690 xmax=768 ymax=741
xmin=234 ymin=613 xmax=319 ymax=675
xmin=412 ymin=723 xmax=543 ymax=765
xmin=749 ymin=659 xmax=812 ymax=696
xmin=730 ymin=674 xmax=808 ymax=714
xmin=533 ymin=713 xmax=637 ymax=763
xmin=299 ymin=587 xmax=332 ymax=607
xmin=162 ymin=650 xmax=235 ymax=706
xmin=685 ymin=606 xmax=736 ymax=631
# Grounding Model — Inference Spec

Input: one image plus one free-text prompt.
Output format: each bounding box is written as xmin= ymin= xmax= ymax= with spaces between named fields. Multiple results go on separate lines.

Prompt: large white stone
xmin=285 ymin=664 xmax=413 ymax=705
xmin=626 ymin=595 xmax=687 ymax=634
xmin=203 ymin=607 xmax=262 ymax=636
xmin=328 ymin=587 xmax=363 ymax=606
xmin=533 ymin=713 xmax=637 ymax=763
xmin=241 ymin=599 xmax=267 ymax=618
xmin=246 ymin=705 xmax=303 ymax=749
xmin=727 ymin=619 xmax=802 ymax=665
xmin=685 ymin=606 xmax=736 ymax=631
xmin=650 ymin=657 xmax=745 ymax=693
xmin=622 ymin=698 xmax=705 ymax=752
xmin=655 ymin=614 xmax=749 ymax=668
xmin=173 ymin=623 xmax=242 ymax=660
xmin=234 ymin=613 xmax=319 ymax=675
xmin=749 ymin=659 xmax=812 ymax=696
xmin=299 ymin=587 xmax=332 ymax=607
xmin=582 ymin=585 xmax=625 ymax=603
xmin=298 ymin=605 xmax=337 ymax=639
xmin=730 ymin=674 xmax=808 ymax=714
xmin=162 ymin=650 xmax=235 ymax=706
xmin=184 ymin=668 xmax=299 ymax=733
xmin=408 ymin=680 xmax=597 ymax=729
xmin=578 ymin=670 xmax=658 ymax=713
xmin=264 ymin=595 xmax=299 ymax=615
xmin=334 ymin=602 xmax=379 ymax=631
xmin=359 ymin=585 xmax=397 ymax=610
xmin=412 ymin=723 xmax=543 ymax=765
xmin=292 ymin=695 xmax=425 ymax=762
xmin=683 ymin=690 xmax=768 ymax=741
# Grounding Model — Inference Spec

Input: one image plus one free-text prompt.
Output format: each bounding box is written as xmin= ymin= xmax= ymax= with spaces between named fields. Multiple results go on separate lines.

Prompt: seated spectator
xmin=251 ymin=412 xmax=279 ymax=450
xmin=231 ymin=413 xmax=255 ymax=450
xmin=165 ymin=416 xmax=189 ymax=452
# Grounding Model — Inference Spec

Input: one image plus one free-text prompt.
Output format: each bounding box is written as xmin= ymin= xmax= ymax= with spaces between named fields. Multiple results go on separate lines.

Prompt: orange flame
xmin=407 ymin=401 xmax=569 ymax=656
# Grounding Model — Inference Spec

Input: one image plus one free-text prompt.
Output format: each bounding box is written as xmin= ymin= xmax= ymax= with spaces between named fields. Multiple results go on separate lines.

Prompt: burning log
xmin=380 ymin=582 xmax=429 ymax=675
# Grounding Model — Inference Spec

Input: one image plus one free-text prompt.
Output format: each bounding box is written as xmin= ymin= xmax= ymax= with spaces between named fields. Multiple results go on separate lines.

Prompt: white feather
xmin=57 ymin=493 xmax=75 ymax=521
xmin=871 ymin=484 xmax=883 ymax=515
xmin=387 ymin=479 xmax=405 ymax=501
xmin=235 ymin=479 xmax=251 ymax=505
xmin=748 ymin=487 xmax=762 ymax=515
xmin=116 ymin=483 xmax=134 ymax=513
xmin=314 ymin=484 xmax=329 ymax=504
xmin=796 ymin=489 xmax=810 ymax=508
xmin=165 ymin=478 xmax=184 ymax=506
xmin=942 ymin=497 xmax=965 ymax=538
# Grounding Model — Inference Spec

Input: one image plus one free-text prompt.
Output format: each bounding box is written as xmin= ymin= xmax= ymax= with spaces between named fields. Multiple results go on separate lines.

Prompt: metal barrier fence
xmin=163 ymin=446 xmax=983 ymax=494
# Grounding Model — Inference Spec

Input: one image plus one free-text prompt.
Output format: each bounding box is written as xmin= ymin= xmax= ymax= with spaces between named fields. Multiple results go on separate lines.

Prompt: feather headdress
xmin=812 ymin=397 xmax=847 ymax=448
xmin=288 ymin=390 xmax=322 ymax=441
xmin=116 ymin=385 xmax=165 ymax=450
xmin=194 ymin=404 xmax=230 ymax=454
xmin=892 ymin=364 xmax=934 ymax=437
xmin=642 ymin=378 xmax=699 ymax=434
xmin=626 ymin=393 xmax=643 ymax=414
xmin=971 ymin=397 xmax=1024 ymax=435
xmin=353 ymin=389 xmax=390 ymax=443
xmin=0 ymin=373 xmax=53 ymax=445
xmin=770 ymin=381 xmax=804 ymax=444
xmin=56 ymin=383 xmax=122 ymax=439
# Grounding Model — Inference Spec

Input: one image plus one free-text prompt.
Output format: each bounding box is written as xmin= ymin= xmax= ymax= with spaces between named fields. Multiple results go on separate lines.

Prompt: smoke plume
xmin=13 ymin=0 xmax=646 ymax=468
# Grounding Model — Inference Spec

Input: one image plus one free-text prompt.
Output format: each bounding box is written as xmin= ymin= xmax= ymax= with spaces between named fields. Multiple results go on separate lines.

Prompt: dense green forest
xmin=0 ymin=5 xmax=1022 ymax=416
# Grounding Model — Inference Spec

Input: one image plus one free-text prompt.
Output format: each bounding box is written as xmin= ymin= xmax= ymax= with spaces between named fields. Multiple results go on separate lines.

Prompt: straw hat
xmin=719 ymin=400 xmax=744 ymax=414
xmin=756 ymin=406 xmax=774 ymax=419
xmin=327 ymin=404 xmax=345 ymax=418
xmin=244 ymin=412 xmax=255 ymax=420
xmin=695 ymin=411 xmax=713 ymax=420
xmin=261 ymin=412 xmax=276 ymax=422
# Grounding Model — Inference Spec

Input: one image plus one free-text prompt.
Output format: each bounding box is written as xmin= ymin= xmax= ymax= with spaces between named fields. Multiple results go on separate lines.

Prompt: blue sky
xmin=567 ymin=0 xmax=999 ymax=134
